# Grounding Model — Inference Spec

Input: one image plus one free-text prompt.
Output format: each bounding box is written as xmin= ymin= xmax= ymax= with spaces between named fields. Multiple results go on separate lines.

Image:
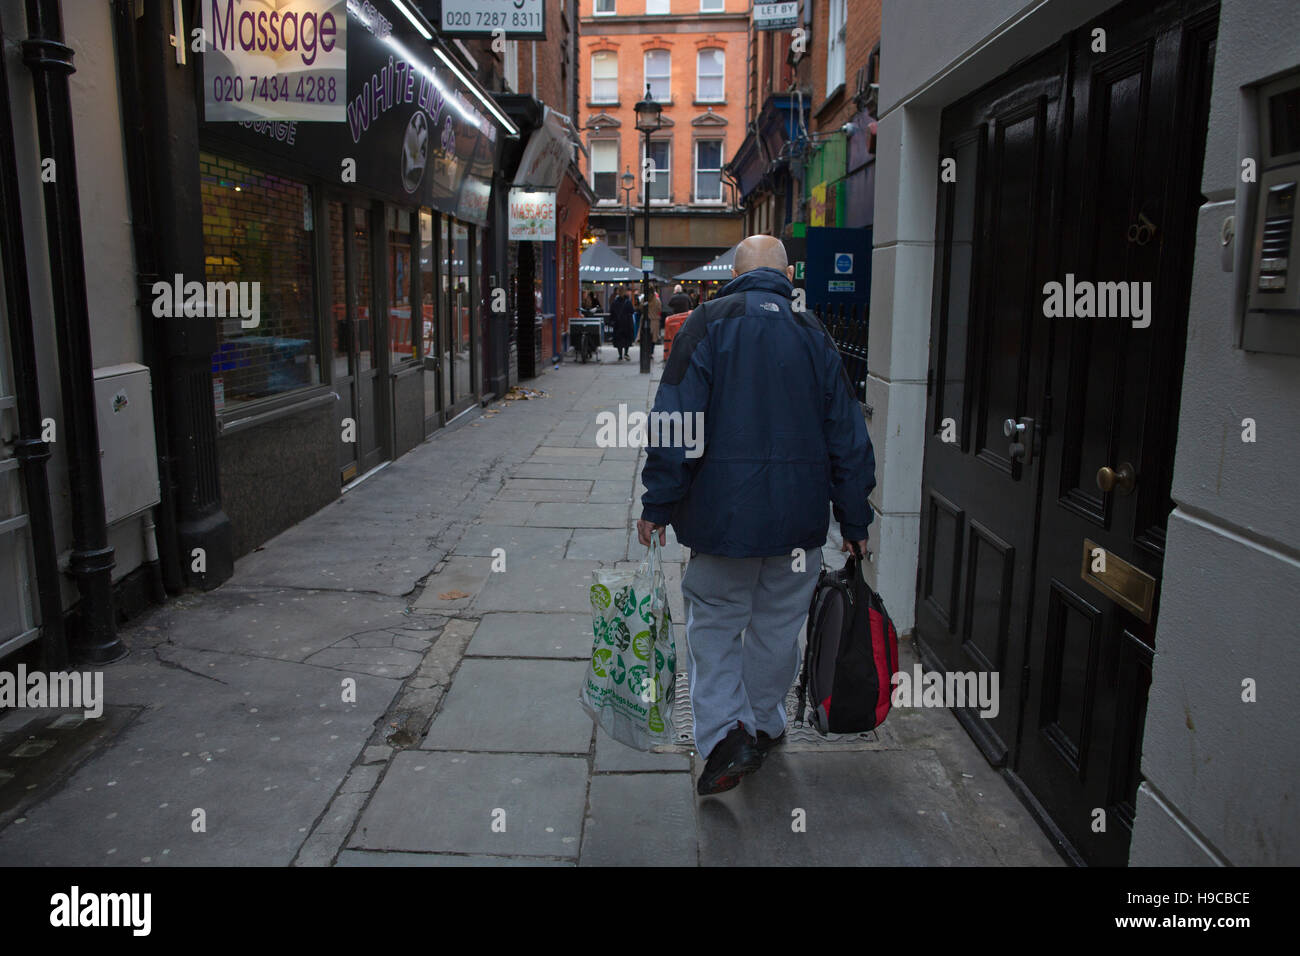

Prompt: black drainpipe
xmin=0 ymin=11 xmax=65 ymax=670
xmin=111 ymin=0 xmax=179 ymax=598
xmin=21 ymin=0 xmax=125 ymax=664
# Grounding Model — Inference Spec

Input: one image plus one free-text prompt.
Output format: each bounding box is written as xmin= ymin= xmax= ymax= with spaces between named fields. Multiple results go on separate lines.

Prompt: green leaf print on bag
xmin=648 ymin=704 xmax=665 ymax=733
xmin=614 ymin=585 xmax=637 ymax=617
xmin=590 ymin=583 xmax=611 ymax=611
xmin=592 ymin=647 xmax=613 ymax=678
xmin=638 ymin=593 xmax=653 ymax=624
xmin=629 ymin=665 xmax=652 ymax=702
xmin=610 ymin=654 xmax=627 ymax=685
xmin=609 ymin=616 xmax=631 ymax=651
xmin=632 ymin=630 xmax=653 ymax=661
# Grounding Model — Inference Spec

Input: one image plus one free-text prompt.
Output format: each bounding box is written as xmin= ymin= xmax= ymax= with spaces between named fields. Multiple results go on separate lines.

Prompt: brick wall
xmin=809 ymin=0 xmax=881 ymax=133
xmin=516 ymin=0 xmax=576 ymax=109
xmin=579 ymin=0 xmax=749 ymax=208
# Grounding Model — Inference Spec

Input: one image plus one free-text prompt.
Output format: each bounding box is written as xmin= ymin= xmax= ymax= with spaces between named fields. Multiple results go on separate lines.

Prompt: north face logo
xmin=760 ymin=301 xmax=780 ymax=311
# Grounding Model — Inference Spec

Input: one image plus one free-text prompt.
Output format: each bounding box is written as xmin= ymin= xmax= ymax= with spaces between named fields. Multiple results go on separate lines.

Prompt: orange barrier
xmin=663 ymin=311 xmax=689 ymax=362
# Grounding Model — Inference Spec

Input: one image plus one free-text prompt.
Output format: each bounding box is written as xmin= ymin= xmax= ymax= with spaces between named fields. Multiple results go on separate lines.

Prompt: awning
xmin=675 ymin=243 xmax=740 ymax=281
xmin=580 ymin=241 xmax=641 ymax=282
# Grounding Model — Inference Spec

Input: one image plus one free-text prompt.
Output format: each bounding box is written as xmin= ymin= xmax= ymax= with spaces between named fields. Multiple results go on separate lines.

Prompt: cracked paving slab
xmin=127 ymin=586 xmax=442 ymax=665
xmin=0 ymin=644 xmax=399 ymax=866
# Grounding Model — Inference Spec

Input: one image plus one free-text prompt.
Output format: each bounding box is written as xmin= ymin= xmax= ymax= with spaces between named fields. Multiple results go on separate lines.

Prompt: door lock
xmin=1096 ymin=462 xmax=1136 ymax=495
xmin=1127 ymin=211 xmax=1158 ymax=246
xmin=1003 ymin=416 xmax=1034 ymax=465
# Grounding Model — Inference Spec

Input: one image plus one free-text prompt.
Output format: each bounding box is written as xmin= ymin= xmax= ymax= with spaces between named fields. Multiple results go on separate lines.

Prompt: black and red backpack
xmin=793 ymin=549 xmax=900 ymax=735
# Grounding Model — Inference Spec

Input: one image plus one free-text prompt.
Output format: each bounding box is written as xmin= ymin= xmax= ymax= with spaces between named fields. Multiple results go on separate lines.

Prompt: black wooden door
xmin=1015 ymin=0 xmax=1217 ymax=868
xmin=916 ymin=48 xmax=1066 ymax=767
xmin=915 ymin=0 xmax=1217 ymax=867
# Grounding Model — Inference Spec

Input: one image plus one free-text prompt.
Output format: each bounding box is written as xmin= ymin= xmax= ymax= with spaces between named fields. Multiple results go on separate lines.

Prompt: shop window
xmin=697 ymin=48 xmax=725 ymax=102
xmin=329 ymin=200 xmax=348 ymax=379
xmin=388 ymin=207 xmax=416 ymax=366
xmin=201 ymin=153 xmax=322 ymax=412
xmin=451 ymin=220 xmax=474 ymax=407
xmin=644 ymin=50 xmax=671 ymax=102
xmin=591 ymin=51 xmax=618 ymax=104
xmin=353 ymin=205 xmax=375 ymax=372
xmin=595 ymin=0 xmax=615 ymax=13
xmin=419 ymin=210 xmax=439 ymax=419
xmin=591 ymin=139 xmax=619 ymax=201
xmin=695 ymin=139 xmax=724 ymax=202
xmin=643 ymin=138 xmax=671 ymax=201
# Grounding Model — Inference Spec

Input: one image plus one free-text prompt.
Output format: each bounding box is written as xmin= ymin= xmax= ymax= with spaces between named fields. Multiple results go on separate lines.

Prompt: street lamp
xmin=620 ymin=167 xmax=635 ymax=262
xmin=634 ymin=86 xmax=663 ymax=374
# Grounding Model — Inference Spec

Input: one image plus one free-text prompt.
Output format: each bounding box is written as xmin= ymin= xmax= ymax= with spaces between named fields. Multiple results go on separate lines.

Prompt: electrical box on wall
xmin=1242 ymin=72 xmax=1300 ymax=355
xmin=93 ymin=364 xmax=160 ymax=525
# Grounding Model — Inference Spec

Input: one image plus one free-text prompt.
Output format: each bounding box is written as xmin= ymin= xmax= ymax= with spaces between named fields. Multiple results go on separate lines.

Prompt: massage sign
xmin=199 ymin=1 xmax=500 ymax=224
xmin=204 ymin=0 xmax=347 ymax=122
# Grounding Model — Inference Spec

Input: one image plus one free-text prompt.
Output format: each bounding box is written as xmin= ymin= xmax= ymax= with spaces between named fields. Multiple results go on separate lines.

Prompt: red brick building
xmin=579 ymin=0 xmax=747 ymax=279
xmin=732 ymin=0 xmax=880 ymax=238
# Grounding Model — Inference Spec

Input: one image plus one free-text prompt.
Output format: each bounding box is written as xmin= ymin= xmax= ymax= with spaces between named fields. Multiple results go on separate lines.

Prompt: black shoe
xmin=697 ymin=722 xmax=762 ymax=796
xmin=755 ymin=729 xmax=786 ymax=756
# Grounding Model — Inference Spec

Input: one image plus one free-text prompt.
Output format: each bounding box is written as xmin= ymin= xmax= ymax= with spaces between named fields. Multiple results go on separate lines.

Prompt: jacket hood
xmin=718 ymin=266 xmax=793 ymax=299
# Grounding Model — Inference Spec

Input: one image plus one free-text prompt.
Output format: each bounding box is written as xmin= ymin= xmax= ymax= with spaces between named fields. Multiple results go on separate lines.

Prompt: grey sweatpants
xmin=680 ymin=550 xmax=823 ymax=758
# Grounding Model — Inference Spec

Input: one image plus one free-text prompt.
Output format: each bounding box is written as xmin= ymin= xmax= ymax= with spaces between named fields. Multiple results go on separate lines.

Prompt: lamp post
xmin=620 ymin=167 xmax=635 ymax=263
xmin=634 ymin=86 xmax=663 ymax=374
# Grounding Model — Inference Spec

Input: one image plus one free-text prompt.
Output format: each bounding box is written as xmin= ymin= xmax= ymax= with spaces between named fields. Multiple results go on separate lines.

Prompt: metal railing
xmin=812 ymin=302 xmax=868 ymax=403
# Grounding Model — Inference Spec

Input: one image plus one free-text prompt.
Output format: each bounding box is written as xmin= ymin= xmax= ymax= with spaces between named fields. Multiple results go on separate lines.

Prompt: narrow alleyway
xmin=0 ymin=345 xmax=1060 ymax=866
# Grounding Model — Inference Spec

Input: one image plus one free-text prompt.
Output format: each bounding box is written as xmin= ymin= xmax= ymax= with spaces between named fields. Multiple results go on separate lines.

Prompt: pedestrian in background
xmin=610 ymin=285 xmax=635 ymax=361
xmin=636 ymin=235 xmax=876 ymax=796
xmin=668 ymin=284 xmax=693 ymax=316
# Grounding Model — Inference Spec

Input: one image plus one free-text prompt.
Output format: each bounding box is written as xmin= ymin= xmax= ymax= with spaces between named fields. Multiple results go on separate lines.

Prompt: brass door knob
xmin=1096 ymin=462 xmax=1136 ymax=495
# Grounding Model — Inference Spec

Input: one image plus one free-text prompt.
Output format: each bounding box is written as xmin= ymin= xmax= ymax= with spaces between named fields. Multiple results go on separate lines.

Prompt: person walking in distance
xmin=610 ymin=285 xmax=635 ymax=361
xmin=648 ymin=288 xmax=663 ymax=351
xmin=636 ymin=235 xmax=876 ymax=795
xmin=668 ymin=283 xmax=693 ymax=317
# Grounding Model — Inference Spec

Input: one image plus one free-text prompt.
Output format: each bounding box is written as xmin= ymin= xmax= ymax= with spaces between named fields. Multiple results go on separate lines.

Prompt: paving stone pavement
xmin=0 ymin=342 xmax=1063 ymax=867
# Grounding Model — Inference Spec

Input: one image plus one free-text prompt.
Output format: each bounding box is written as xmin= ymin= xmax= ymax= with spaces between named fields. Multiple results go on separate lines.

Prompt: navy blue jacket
xmin=639 ymin=267 xmax=876 ymax=557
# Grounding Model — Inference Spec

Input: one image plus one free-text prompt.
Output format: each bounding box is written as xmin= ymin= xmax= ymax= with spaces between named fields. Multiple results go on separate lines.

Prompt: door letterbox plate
xmin=1080 ymin=538 xmax=1156 ymax=623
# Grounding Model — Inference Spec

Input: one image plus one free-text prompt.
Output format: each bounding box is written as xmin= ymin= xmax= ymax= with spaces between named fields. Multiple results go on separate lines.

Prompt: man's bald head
xmin=732 ymin=235 xmax=789 ymax=277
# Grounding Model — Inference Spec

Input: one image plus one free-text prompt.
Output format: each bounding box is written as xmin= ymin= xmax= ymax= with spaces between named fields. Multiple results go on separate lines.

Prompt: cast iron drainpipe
xmin=22 ymin=0 xmax=126 ymax=664
xmin=0 ymin=11 xmax=65 ymax=669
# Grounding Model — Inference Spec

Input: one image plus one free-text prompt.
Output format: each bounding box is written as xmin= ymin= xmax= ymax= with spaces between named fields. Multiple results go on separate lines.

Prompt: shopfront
xmin=197 ymin=0 xmax=511 ymax=555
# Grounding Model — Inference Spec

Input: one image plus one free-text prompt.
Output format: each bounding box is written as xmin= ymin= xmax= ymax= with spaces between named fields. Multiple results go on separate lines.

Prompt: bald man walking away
xmin=636 ymin=235 xmax=876 ymax=795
